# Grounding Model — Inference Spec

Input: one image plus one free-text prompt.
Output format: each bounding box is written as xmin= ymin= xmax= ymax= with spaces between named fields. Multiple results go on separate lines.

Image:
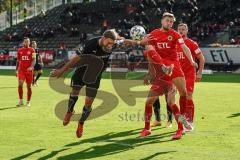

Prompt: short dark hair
xmin=103 ymin=30 xmax=117 ymax=40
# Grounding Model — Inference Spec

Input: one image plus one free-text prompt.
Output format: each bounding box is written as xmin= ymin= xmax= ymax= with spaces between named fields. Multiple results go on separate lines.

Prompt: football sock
xmin=35 ymin=73 xmax=42 ymax=83
xmin=18 ymin=85 xmax=23 ymax=100
xmin=170 ymin=104 xmax=183 ymax=131
xmin=68 ymin=95 xmax=78 ymax=113
xmin=179 ymin=96 xmax=187 ymax=115
xmin=32 ymin=73 xmax=35 ymax=85
xmin=167 ymin=104 xmax=173 ymax=123
xmin=144 ymin=103 xmax=153 ymax=130
xmin=27 ymin=86 xmax=32 ymax=101
xmin=153 ymin=98 xmax=161 ymax=121
xmin=186 ymin=99 xmax=195 ymax=123
xmin=79 ymin=106 xmax=92 ymax=125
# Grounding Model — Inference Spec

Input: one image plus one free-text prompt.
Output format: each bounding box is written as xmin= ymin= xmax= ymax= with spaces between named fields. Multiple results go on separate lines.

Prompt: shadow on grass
xmin=140 ymin=151 xmax=177 ymax=160
xmin=0 ymin=106 xmax=20 ymax=111
xmin=227 ymin=113 xmax=240 ymax=118
xmin=37 ymin=148 xmax=69 ymax=160
xmin=11 ymin=149 xmax=45 ymax=160
xmin=56 ymin=128 xmax=175 ymax=160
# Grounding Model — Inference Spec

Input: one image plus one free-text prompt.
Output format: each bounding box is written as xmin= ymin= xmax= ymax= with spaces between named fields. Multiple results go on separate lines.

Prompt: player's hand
xmin=143 ymin=73 xmax=154 ymax=85
xmin=140 ymin=35 xmax=156 ymax=46
xmin=191 ymin=61 xmax=198 ymax=68
xmin=15 ymin=71 xmax=18 ymax=77
xmin=195 ymin=73 xmax=202 ymax=82
xmin=50 ymin=69 xmax=64 ymax=78
xmin=27 ymin=66 xmax=33 ymax=71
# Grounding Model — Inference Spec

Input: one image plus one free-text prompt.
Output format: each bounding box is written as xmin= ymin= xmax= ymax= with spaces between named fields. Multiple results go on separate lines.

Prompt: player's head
xmin=31 ymin=41 xmax=37 ymax=49
xmin=178 ymin=23 xmax=188 ymax=37
xmin=161 ymin=12 xmax=176 ymax=30
xmin=23 ymin=37 xmax=30 ymax=48
xmin=101 ymin=29 xmax=118 ymax=53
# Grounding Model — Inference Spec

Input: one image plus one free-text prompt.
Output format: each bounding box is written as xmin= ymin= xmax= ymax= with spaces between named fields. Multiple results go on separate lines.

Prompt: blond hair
xmin=162 ymin=12 xmax=176 ymax=22
xmin=178 ymin=23 xmax=189 ymax=30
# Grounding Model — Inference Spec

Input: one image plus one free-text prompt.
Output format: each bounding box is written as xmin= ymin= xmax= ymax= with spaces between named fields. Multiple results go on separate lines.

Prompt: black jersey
xmin=76 ymin=37 xmax=111 ymax=72
xmin=35 ymin=48 xmax=40 ymax=65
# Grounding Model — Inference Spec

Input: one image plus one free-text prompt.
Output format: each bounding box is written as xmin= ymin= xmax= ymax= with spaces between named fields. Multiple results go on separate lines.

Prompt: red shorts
xmin=149 ymin=76 xmax=175 ymax=97
xmin=183 ymin=71 xmax=196 ymax=93
xmin=18 ymin=70 xmax=33 ymax=84
xmin=161 ymin=59 xmax=184 ymax=81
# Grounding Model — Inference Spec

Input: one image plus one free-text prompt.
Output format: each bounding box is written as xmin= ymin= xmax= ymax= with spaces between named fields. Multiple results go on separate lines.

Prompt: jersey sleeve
xmin=17 ymin=49 xmax=20 ymax=61
xmin=76 ymin=40 xmax=92 ymax=56
xmin=192 ymin=42 xmax=201 ymax=56
xmin=174 ymin=32 xmax=185 ymax=45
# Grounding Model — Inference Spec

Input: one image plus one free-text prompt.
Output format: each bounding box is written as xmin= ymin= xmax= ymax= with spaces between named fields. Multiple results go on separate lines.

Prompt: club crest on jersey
xmin=27 ymin=51 xmax=31 ymax=55
xmin=167 ymin=36 xmax=173 ymax=41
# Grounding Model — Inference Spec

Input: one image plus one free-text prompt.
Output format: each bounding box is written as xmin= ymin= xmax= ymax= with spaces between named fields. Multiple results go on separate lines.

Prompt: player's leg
xmin=165 ymin=94 xmax=173 ymax=128
xmin=63 ymin=87 xmax=81 ymax=126
xmin=171 ymin=77 xmax=192 ymax=130
xmin=34 ymin=69 xmax=43 ymax=85
xmin=152 ymin=97 xmax=162 ymax=127
xmin=17 ymin=79 xmax=24 ymax=106
xmin=76 ymin=86 xmax=98 ymax=138
xmin=32 ymin=71 xmax=36 ymax=86
xmin=17 ymin=71 xmax=25 ymax=106
xmin=140 ymin=95 xmax=158 ymax=137
xmin=25 ymin=71 xmax=34 ymax=107
xmin=166 ymin=90 xmax=185 ymax=139
xmin=185 ymin=92 xmax=194 ymax=131
xmin=63 ymin=71 xmax=83 ymax=126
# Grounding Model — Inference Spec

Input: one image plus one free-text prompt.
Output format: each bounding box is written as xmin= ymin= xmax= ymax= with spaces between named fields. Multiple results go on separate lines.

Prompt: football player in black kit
xmin=32 ymin=41 xmax=43 ymax=86
xmin=50 ymin=29 xmax=172 ymax=138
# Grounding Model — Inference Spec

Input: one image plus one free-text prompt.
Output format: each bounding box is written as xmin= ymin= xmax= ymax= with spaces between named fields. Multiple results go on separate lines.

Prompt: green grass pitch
xmin=0 ymin=72 xmax=240 ymax=160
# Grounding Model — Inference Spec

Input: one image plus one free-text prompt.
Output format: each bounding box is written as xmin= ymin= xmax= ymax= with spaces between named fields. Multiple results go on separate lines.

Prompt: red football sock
xmin=186 ymin=99 xmax=195 ymax=123
xmin=144 ymin=103 xmax=153 ymax=130
xmin=18 ymin=85 xmax=23 ymax=100
xmin=179 ymin=96 xmax=187 ymax=115
xmin=170 ymin=104 xmax=183 ymax=131
xmin=27 ymin=86 xmax=32 ymax=101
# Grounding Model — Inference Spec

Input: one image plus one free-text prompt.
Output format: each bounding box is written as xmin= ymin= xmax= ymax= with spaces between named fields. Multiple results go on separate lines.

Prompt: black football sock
xmin=167 ymin=104 xmax=173 ymax=123
xmin=153 ymin=98 xmax=161 ymax=121
xmin=79 ymin=106 xmax=92 ymax=125
xmin=32 ymin=73 xmax=35 ymax=85
xmin=35 ymin=73 xmax=42 ymax=83
xmin=68 ymin=95 xmax=78 ymax=113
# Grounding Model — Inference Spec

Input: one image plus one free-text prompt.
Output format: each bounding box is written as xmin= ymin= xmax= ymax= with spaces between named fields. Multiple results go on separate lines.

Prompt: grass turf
xmin=0 ymin=74 xmax=240 ymax=160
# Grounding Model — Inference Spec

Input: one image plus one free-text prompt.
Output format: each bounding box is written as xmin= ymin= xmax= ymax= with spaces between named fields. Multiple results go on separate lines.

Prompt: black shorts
xmin=34 ymin=64 xmax=42 ymax=71
xmin=70 ymin=67 xmax=102 ymax=98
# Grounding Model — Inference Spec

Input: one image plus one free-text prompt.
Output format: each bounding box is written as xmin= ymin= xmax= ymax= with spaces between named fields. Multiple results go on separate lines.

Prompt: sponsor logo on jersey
xmin=157 ymin=42 xmax=171 ymax=49
xmin=167 ymin=36 xmax=173 ymax=41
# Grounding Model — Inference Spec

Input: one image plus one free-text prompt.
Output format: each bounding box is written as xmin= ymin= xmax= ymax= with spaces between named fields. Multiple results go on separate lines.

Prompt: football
xmin=130 ymin=25 xmax=146 ymax=40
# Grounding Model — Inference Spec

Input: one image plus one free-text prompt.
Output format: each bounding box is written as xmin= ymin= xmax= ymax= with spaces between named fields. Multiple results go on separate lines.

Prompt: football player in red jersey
xmin=16 ymin=37 xmax=36 ymax=107
xmin=140 ymin=12 xmax=197 ymax=139
xmin=177 ymin=23 xmax=205 ymax=132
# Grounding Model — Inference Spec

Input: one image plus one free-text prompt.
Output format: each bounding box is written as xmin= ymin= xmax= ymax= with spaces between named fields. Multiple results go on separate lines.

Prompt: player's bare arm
xmin=50 ymin=55 xmax=80 ymax=78
xmin=15 ymin=60 xmax=19 ymax=77
xmin=195 ymin=51 xmax=205 ymax=82
xmin=144 ymin=55 xmax=156 ymax=85
xmin=181 ymin=44 xmax=197 ymax=67
xmin=27 ymin=56 xmax=36 ymax=71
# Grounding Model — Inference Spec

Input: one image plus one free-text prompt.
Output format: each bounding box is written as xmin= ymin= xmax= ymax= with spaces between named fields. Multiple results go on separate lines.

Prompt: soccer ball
xmin=130 ymin=25 xmax=146 ymax=40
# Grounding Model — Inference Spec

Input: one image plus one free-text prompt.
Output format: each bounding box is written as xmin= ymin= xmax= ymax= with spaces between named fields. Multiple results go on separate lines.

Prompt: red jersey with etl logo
xmin=149 ymin=28 xmax=185 ymax=61
xmin=17 ymin=47 xmax=35 ymax=71
xmin=177 ymin=38 xmax=201 ymax=73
